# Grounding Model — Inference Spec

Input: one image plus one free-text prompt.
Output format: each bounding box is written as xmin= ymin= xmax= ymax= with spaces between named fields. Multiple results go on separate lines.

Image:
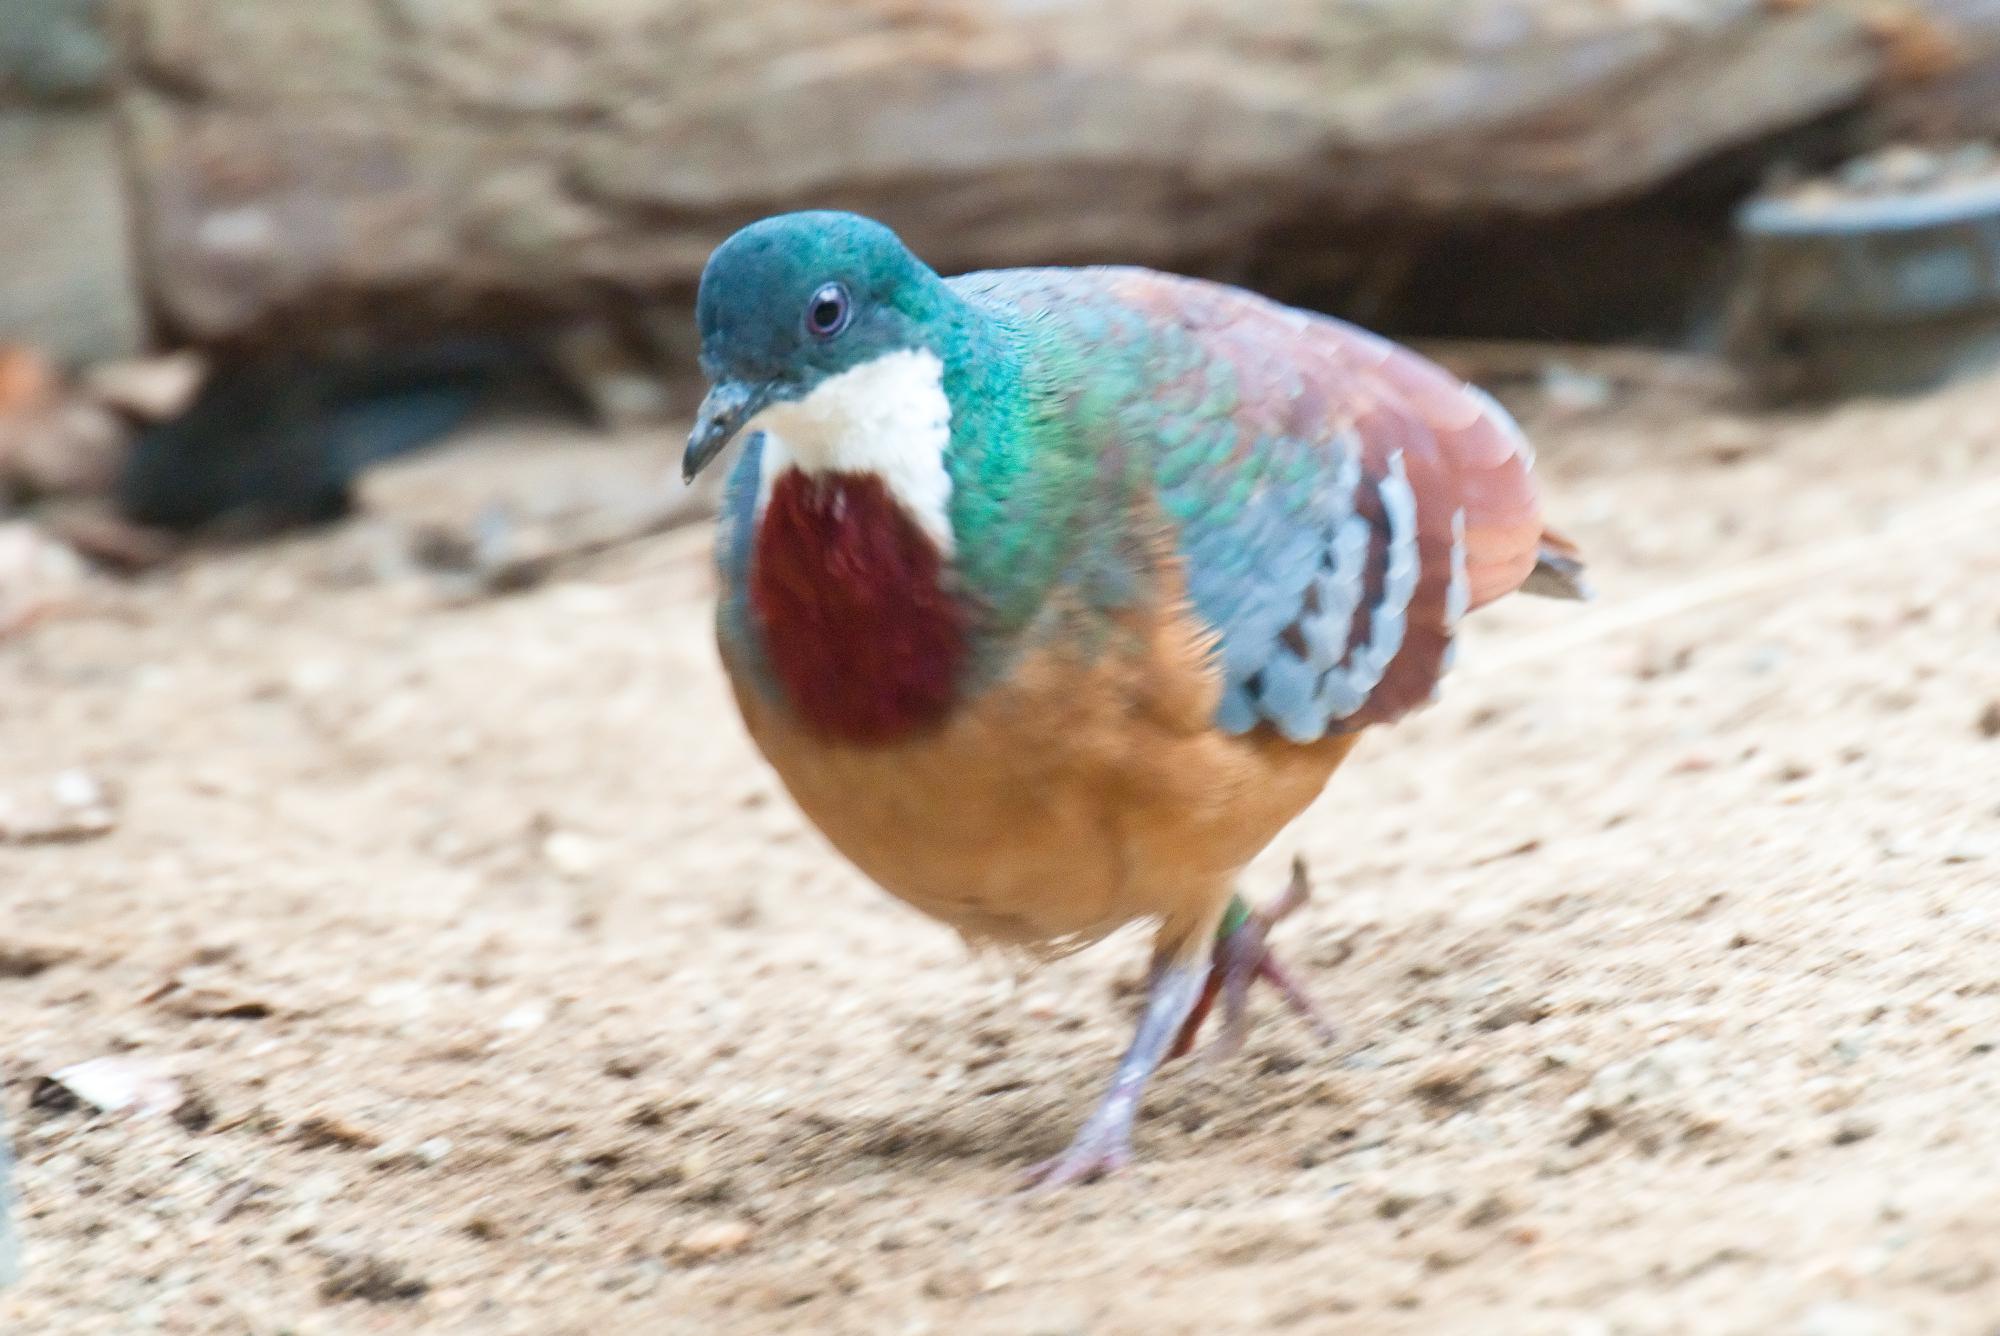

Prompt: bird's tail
xmin=1522 ymin=527 xmax=1592 ymax=601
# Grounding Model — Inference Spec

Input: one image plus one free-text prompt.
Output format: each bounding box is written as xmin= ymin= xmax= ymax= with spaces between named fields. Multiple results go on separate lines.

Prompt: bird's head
xmin=683 ymin=211 xmax=958 ymax=483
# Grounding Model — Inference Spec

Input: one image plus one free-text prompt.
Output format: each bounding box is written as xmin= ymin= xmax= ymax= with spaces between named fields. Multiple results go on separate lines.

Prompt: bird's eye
xmin=805 ymin=282 xmax=851 ymax=338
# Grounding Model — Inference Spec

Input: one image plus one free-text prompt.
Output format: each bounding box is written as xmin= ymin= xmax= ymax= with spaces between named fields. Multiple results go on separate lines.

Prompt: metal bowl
xmin=1729 ymin=169 xmax=2000 ymax=398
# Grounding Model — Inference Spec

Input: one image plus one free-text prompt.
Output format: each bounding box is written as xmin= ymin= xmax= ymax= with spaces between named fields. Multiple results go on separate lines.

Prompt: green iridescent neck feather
xmin=936 ymin=287 xmax=1155 ymax=670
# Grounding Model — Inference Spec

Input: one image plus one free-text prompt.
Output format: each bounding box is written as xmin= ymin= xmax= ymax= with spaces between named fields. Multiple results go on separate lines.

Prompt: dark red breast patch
xmin=751 ymin=469 xmax=969 ymax=746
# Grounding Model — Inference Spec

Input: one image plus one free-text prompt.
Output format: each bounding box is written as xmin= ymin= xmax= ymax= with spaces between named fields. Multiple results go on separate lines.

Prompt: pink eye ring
xmin=805 ymin=282 xmax=851 ymax=338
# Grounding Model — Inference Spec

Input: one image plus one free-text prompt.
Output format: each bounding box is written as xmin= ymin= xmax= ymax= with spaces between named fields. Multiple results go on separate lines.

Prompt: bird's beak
xmin=683 ymin=378 xmax=775 ymax=483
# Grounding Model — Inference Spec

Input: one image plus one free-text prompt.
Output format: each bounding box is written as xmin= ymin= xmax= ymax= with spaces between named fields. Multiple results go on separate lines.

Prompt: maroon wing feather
xmin=1097 ymin=270 xmax=1558 ymax=731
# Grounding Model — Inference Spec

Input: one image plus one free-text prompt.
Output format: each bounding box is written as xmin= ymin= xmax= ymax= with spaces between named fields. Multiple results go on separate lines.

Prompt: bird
xmin=684 ymin=211 xmax=1588 ymax=1189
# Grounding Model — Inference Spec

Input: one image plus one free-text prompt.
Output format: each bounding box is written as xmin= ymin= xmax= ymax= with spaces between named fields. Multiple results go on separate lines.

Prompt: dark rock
xmin=116 ymin=339 xmax=555 ymax=531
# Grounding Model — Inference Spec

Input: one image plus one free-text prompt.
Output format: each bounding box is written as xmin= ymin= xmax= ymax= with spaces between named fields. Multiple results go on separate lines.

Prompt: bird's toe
xmin=1022 ymin=1128 xmax=1134 ymax=1193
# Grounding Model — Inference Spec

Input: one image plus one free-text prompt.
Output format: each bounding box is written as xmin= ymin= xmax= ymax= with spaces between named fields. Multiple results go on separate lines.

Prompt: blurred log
xmin=112 ymin=0 xmax=2000 ymax=349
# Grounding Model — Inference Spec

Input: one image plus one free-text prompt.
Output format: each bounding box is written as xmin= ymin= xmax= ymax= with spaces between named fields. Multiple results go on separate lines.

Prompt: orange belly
xmin=725 ymin=593 xmax=1357 ymax=956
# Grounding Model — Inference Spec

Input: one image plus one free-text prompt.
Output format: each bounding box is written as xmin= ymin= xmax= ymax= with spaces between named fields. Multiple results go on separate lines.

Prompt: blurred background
xmin=6 ymin=0 xmax=2000 ymax=556
xmin=4 ymin=2 xmax=2000 ymax=1332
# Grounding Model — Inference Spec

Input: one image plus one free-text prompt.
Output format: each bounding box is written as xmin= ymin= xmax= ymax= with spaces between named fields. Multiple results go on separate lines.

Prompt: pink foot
xmin=1171 ymin=858 xmax=1338 ymax=1062
xmin=1019 ymin=961 xmax=1205 ymax=1193
xmin=1022 ymin=1103 xmax=1136 ymax=1190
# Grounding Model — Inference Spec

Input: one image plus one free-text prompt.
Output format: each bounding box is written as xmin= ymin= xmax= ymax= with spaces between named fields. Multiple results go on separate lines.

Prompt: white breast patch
xmin=748 ymin=348 xmax=956 ymax=555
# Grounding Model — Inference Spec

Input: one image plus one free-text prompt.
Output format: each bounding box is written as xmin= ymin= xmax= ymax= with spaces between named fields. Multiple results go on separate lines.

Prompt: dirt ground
xmin=4 ymin=359 xmax=2000 ymax=1336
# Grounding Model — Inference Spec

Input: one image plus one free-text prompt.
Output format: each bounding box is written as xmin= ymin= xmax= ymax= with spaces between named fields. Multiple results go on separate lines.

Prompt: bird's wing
xmin=974 ymin=268 xmax=1555 ymax=742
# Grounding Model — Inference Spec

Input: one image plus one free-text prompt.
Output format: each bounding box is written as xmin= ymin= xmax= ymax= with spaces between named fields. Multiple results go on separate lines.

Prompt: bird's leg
xmin=1169 ymin=857 xmax=1337 ymax=1062
xmin=1022 ymin=953 xmax=1207 ymax=1192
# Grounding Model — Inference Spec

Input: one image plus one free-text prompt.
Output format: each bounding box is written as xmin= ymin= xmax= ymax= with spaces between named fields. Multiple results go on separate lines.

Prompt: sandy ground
xmin=3 ymin=362 xmax=2000 ymax=1336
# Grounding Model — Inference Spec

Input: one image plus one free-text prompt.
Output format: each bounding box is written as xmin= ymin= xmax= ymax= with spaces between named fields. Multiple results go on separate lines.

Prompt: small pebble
xmin=49 ymin=769 xmax=104 ymax=809
xmin=541 ymin=831 xmax=601 ymax=880
xmin=499 ymin=1002 xmax=548 ymax=1034
xmin=1539 ymin=363 xmax=1614 ymax=414
xmin=1798 ymin=1300 xmax=1905 ymax=1336
xmin=673 ymin=1220 xmax=753 ymax=1261
xmin=287 ymin=659 xmax=344 ymax=697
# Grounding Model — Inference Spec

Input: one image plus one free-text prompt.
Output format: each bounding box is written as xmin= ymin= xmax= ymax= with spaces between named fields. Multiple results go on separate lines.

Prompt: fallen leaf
xmin=294 ymin=1114 xmax=385 ymax=1151
xmin=153 ymin=982 xmax=276 ymax=1021
xmin=33 ymin=1057 xmax=183 ymax=1118
xmin=83 ymin=351 xmax=208 ymax=422
xmin=143 ymin=963 xmax=287 ymax=1021
xmin=0 ymin=767 xmax=118 ymax=845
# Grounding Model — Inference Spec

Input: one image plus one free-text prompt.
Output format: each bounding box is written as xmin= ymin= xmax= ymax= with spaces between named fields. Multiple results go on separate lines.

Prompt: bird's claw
xmin=1019 ymin=866 xmax=1333 ymax=1192
xmin=1175 ymin=857 xmax=1338 ymax=1063
xmin=1021 ymin=1119 xmax=1134 ymax=1193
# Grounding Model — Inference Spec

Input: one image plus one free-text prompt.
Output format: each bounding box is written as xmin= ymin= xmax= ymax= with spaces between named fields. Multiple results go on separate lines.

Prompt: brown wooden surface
xmin=113 ymin=0 xmax=2000 ymax=347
